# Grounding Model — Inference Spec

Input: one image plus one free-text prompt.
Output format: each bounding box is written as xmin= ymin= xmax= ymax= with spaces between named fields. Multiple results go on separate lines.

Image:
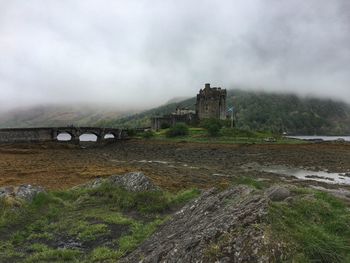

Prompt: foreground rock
xmin=121 ymin=186 xmax=284 ymax=263
xmin=0 ymin=184 xmax=45 ymax=202
xmin=266 ymin=185 xmax=291 ymax=201
xmin=79 ymin=171 xmax=160 ymax=192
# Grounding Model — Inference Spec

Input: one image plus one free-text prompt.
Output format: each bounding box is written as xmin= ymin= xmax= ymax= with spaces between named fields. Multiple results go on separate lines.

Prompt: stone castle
xmin=196 ymin=83 xmax=227 ymax=120
xmin=151 ymin=83 xmax=227 ymax=130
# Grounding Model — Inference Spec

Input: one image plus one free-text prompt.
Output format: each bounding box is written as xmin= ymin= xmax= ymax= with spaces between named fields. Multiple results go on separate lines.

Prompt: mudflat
xmin=1 ymin=140 xmax=349 ymax=192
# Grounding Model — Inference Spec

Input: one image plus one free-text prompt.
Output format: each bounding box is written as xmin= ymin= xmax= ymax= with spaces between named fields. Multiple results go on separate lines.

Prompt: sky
xmin=0 ymin=0 xmax=349 ymax=110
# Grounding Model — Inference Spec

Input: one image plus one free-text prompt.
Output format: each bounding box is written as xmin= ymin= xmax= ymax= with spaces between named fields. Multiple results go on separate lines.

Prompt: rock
xmin=266 ymin=186 xmax=291 ymax=201
xmin=264 ymin=137 xmax=277 ymax=143
xmin=108 ymin=172 xmax=159 ymax=192
xmin=336 ymin=138 xmax=346 ymax=143
xmin=120 ymin=186 xmax=284 ymax=263
xmin=78 ymin=172 xmax=159 ymax=192
xmin=0 ymin=185 xmax=45 ymax=202
xmin=57 ymin=239 xmax=82 ymax=250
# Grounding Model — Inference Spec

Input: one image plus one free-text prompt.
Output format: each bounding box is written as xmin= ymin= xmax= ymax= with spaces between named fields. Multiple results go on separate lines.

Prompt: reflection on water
xmin=246 ymin=163 xmax=350 ymax=185
xmin=287 ymin=135 xmax=350 ymax=141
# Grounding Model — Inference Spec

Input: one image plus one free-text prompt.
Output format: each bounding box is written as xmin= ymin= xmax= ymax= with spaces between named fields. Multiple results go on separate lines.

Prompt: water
xmin=287 ymin=135 xmax=350 ymax=141
xmin=247 ymin=163 xmax=350 ymax=185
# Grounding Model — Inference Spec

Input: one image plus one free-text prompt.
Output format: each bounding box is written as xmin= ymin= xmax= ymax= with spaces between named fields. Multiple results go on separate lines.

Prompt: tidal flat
xmin=0 ymin=140 xmax=349 ymax=192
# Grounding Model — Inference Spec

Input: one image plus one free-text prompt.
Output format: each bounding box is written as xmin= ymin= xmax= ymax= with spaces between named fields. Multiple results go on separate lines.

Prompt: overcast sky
xmin=0 ymin=0 xmax=349 ymax=110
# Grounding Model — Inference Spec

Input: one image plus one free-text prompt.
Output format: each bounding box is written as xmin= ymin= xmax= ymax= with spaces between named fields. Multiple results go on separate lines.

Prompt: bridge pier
xmin=71 ymin=135 xmax=80 ymax=144
xmin=96 ymin=135 xmax=103 ymax=144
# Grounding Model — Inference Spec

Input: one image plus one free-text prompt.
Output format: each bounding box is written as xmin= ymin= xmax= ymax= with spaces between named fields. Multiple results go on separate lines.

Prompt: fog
xmin=0 ymin=0 xmax=349 ymax=111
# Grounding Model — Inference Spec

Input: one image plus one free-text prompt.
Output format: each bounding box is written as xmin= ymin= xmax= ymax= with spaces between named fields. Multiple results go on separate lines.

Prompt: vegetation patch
xmin=26 ymin=244 xmax=81 ymax=263
xmin=231 ymin=176 xmax=268 ymax=190
xmin=201 ymin=118 xmax=225 ymax=137
xmin=268 ymin=190 xmax=350 ymax=262
xmin=165 ymin=123 xmax=189 ymax=137
xmin=150 ymin=127 xmax=302 ymax=144
xmin=141 ymin=130 xmax=155 ymax=139
xmin=0 ymin=184 xmax=200 ymax=262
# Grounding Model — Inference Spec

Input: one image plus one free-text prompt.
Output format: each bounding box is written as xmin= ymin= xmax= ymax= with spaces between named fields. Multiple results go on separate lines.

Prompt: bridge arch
xmin=104 ymin=133 xmax=116 ymax=139
xmin=56 ymin=131 xmax=74 ymax=141
xmin=79 ymin=131 xmax=101 ymax=142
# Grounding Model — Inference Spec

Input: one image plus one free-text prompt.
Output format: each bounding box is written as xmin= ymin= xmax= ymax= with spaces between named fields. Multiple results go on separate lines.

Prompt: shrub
xmin=201 ymin=119 xmax=223 ymax=137
xmin=142 ymin=130 xmax=154 ymax=139
xmin=160 ymin=123 xmax=170 ymax=129
xmin=165 ymin=123 xmax=189 ymax=137
xmin=126 ymin=128 xmax=136 ymax=137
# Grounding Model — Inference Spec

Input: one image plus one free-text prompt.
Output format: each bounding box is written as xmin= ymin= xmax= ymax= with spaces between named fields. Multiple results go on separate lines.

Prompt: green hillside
xmin=102 ymin=90 xmax=350 ymax=135
xmin=0 ymin=105 xmax=132 ymax=128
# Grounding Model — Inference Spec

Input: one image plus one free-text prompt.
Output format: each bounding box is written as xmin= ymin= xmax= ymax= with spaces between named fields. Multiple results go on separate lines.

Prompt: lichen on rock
xmin=120 ymin=186 xmax=284 ymax=263
xmin=78 ymin=171 xmax=160 ymax=192
xmin=0 ymin=184 xmax=45 ymax=202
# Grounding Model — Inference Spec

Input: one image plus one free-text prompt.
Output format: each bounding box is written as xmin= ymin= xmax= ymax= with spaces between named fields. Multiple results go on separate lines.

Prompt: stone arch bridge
xmin=0 ymin=127 xmax=128 ymax=143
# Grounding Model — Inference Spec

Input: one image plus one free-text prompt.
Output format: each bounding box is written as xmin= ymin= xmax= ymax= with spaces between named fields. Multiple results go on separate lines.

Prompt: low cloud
xmin=0 ymin=0 xmax=349 ymax=110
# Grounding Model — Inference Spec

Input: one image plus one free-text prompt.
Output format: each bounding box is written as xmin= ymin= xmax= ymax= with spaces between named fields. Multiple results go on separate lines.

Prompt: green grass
xmin=231 ymin=176 xmax=268 ymax=190
xmin=117 ymin=218 xmax=166 ymax=257
xmin=90 ymin=247 xmax=119 ymax=262
xmin=143 ymin=127 xmax=304 ymax=144
xmin=0 ymin=184 xmax=200 ymax=262
xmin=26 ymin=244 xmax=81 ymax=263
xmin=69 ymin=221 xmax=110 ymax=242
xmin=268 ymin=190 xmax=350 ymax=262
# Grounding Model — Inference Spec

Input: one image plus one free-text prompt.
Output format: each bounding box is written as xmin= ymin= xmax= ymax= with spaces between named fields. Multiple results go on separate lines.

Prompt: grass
xmin=231 ymin=176 xmax=268 ymax=190
xmin=117 ymin=218 xmax=166 ymax=257
xmin=90 ymin=247 xmax=119 ymax=262
xmin=0 ymin=184 xmax=200 ymax=262
xmin=26 ymin=245 xmax=81 ymax=263
xmin=141 ymin=127 xmax=304 ymax=144
xmin=268 ymin=190 xmax=350 ymax=262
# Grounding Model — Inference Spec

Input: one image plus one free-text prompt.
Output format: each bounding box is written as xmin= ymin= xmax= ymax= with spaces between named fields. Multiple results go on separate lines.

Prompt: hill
xmin=0 ymin=104 xmax=134 ymax=128
xmin=104 ymin=90 xmax=350 ymax=135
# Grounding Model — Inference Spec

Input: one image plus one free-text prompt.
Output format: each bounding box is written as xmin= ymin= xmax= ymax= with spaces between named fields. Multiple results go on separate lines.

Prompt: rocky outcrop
xmin=79 ymin=172 xmax=159 ymax=192
xmin=0 ymin=184 xmax=45 ymax=202
xmin=266 ymin=186 xmax=291 ymax=202
xmin=120 ymin=186 xmax=283 ymax=263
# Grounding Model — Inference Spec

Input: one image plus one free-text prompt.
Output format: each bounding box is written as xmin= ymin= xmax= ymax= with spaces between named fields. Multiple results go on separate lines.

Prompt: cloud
xmin=0 ymin=0 xmax=349 ymax=110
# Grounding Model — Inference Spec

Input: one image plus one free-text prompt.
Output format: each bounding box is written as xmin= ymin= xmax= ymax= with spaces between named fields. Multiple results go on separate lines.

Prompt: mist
xmin=0 ymin=0 xmax=349 ymax=111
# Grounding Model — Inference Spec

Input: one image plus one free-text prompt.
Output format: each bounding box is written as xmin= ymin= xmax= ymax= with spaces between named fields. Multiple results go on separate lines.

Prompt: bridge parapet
xmin=0 ymin=127 xmax=128 ymax=143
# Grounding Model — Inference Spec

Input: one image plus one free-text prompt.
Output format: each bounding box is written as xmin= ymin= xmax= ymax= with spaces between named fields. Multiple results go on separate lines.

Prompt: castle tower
xmin=195 ymin=83 xmax=227 ymax=120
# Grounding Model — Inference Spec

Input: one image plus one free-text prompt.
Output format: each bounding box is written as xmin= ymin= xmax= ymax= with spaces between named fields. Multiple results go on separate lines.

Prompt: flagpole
xmin=231 ymin=109 xmax=234 ymax=128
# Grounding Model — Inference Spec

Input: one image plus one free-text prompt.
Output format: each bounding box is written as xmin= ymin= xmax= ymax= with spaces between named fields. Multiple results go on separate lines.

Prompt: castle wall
xmin=196 ymin=84 xmax=227 ymax=120
xmin=151 ymin=113 xmax=197 ymax=131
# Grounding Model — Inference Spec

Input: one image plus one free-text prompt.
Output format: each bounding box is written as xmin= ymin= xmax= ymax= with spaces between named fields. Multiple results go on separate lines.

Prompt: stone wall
xmin=151 ymin=113 xmax=197 ymax=131
xmin=0 ymin=128 xmax=53 ymax=143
